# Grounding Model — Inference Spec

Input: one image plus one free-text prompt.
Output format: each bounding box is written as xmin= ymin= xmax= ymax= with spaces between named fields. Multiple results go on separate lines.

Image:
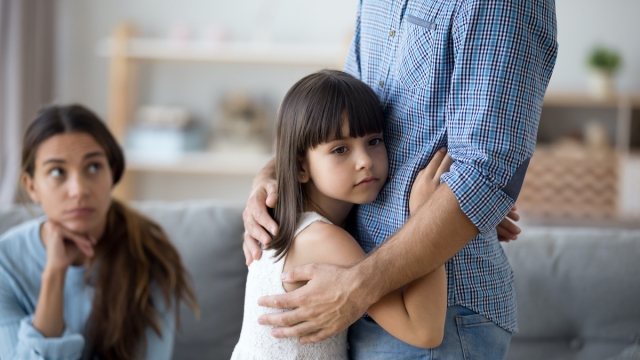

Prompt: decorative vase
xmin=587 ymin=70 xmax=616 ymax=99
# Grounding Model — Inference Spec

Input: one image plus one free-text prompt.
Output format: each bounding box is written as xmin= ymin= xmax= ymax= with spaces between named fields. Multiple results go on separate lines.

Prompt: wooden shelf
xmin=101 ymin=23 xmax=349 ymax=201
xmin=125 ymin=150 xmax=274 ymax=176
xmin=97 ymin=38 xmax=346 ymax=67
xmin=543 ymin=92 xmax=640 ymax=108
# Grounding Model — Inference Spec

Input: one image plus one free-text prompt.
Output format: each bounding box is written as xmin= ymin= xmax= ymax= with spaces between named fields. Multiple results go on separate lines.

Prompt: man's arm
xmin=256 ymin=0 xmax=557 ymax=343
xmin=257 ymin=183 xmax=473 ymax=343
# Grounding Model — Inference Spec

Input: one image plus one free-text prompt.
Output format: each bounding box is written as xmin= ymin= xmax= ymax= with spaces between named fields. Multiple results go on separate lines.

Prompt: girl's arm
xmin=362 ymin=148 xmax=452 ymax=348
xmin=286 ymin=223 xmax=445 ymax=348
xmin=365 ymin=266 xmax=446 ymax=348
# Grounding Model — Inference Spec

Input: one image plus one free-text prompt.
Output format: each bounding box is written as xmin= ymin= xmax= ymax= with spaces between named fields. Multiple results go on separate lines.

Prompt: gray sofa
xmin=1 ymin=200 xmax=639 ymax=360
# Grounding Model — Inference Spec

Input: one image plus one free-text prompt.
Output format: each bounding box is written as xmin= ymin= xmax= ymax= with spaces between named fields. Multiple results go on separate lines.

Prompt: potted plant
xmin=586 ymin=46 xmax=622 ymax=99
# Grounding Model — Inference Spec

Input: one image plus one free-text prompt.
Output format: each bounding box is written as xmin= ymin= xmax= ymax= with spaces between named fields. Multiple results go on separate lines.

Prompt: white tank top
xmin=231 ymin=212 xmax=348 ymax=359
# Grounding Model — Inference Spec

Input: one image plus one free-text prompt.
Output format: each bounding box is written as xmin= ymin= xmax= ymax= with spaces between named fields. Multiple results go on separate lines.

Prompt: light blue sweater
xmin=0 ymin=218 xmax=176 ymax=360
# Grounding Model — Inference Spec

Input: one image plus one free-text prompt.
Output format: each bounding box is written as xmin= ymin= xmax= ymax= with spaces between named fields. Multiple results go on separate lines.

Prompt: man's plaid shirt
xmin=344 ymin=0 xmax=558 ymax=332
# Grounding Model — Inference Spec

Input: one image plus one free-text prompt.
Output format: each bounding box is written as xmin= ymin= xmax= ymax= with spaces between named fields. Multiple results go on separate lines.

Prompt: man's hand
xmin=243 ymin=158 xmax=278 ymax=266
xmin=257 ymin=263 xmax=373 ymax=344
xmin=243 ymin=178 xmax=278 ymax=265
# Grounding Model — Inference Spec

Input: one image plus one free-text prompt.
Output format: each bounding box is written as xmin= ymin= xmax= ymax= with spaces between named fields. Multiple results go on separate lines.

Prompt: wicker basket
xmin=518 ymin=146 xmax=619 ymax=219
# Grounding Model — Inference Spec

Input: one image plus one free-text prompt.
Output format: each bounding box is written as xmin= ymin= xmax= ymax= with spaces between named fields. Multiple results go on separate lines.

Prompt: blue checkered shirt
xmin=344 ymin=0 xmax=558 ymax=332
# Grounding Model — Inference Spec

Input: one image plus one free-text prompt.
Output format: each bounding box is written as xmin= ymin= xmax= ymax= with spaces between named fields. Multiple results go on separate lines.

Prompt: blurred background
xmin=1 ymin=0 xmax=640 ymax=226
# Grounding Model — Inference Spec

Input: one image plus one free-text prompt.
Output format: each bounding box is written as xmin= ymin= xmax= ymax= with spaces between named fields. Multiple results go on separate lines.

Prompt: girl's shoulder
xmin=288 ymin=218 xmax=365 ymax=268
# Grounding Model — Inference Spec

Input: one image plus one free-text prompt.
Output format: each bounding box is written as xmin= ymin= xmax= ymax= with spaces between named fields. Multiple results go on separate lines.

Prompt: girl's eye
xmin=49 ymin=168 xmax=64 ymax=178
xmin=88 ymin=163 xmax=101 ymax=174
xmin=369 ymin=138 xmax=383 ymax=146
xmin=332 ymin=146 xmax=347 ymax=154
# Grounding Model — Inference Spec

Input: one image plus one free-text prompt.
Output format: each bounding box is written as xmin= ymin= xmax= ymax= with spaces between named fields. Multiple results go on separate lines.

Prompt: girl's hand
xmin=41 ymin=220 xmax=96 ymax=272
xmin=409 ymin=148 xmax=453 ymax=216
xmin=497 ymin=206 xmax=521 ymax=242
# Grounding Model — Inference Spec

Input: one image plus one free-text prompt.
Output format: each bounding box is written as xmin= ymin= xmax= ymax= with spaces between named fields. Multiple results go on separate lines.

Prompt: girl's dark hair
xmin=21 ymin=104 xmax=198 ymax=360
xmin=270 ymin=70 xmax=385 ymax=259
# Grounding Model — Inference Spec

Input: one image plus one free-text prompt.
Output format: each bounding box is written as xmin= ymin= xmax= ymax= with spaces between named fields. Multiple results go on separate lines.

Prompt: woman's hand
xmin=409 ymin=148 xmax=453 ymax=216
xmin=33 ymin=221 xmax=95 ymax=338
xmin=41 ymin=220 xmax=96 ymax=272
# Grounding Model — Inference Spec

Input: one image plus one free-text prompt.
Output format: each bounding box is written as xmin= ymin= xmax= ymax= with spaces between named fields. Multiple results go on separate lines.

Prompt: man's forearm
xmin=356 ymin=183 xmax=479 ymax=303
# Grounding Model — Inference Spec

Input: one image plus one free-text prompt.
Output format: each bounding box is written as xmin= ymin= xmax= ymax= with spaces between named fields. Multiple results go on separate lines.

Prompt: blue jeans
xmin=348 ymin=306 xmax=512 ymax=360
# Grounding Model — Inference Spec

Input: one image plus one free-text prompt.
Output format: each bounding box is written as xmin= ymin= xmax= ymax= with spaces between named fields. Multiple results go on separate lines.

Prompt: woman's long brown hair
xmin=270 ymin=70 xmax=385 ymax=260
xmin=21 ymin=104 xmax=199 ymax=359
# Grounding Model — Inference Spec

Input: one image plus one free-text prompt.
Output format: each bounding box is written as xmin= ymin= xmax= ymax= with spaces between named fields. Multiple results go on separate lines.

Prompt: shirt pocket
xmin=396 ymin=14 xmax=437 ymax=89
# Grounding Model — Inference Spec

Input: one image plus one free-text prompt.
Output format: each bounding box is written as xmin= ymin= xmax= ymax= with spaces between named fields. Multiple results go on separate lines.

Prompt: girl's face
xmin=22 ymin=133 xmax=113 ymax=238
xmin=300 ymin=120 xmax=389 ymax=206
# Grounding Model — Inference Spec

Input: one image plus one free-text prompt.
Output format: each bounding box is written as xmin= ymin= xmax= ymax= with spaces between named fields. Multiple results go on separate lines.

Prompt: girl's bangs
xmin=303 ymin=73 xmax=385 ymax=151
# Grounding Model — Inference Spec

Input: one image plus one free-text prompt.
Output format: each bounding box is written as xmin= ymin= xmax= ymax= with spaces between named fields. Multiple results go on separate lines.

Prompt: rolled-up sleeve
xmin=0 ymin=265 xmax=84 ymax=360
xmin=441 ymin=0 xmax=558 ymax=234
xmin=0 ymin=314 xmax=84 ymax=360
xmin=14 ymin=316 xmax=85 ymax=360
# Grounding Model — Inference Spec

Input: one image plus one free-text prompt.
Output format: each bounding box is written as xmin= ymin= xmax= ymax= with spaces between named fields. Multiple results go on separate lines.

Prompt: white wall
xmin=55 ymin=0 xmax=640 ymax=115
xmin=549 ymin=0 xmax=640 ymax=92
xmin=53 ymin=0 xmax=640 ymax=202
xmin=54 ymin=0 xmax=359 ymax=202
xmin=55 ymin=0 xmax=359 ymax=121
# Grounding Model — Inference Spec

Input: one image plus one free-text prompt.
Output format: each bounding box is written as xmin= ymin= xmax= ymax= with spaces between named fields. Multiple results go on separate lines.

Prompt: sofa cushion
xmin=134 ymin=200 xmax=247 ymax=360
xmin=503 ymin=227 xmax=640 ymax=360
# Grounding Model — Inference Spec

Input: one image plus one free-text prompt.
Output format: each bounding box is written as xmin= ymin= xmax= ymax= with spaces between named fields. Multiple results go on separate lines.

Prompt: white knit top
xmin=231 ymin=212 xmax=348 ymax=359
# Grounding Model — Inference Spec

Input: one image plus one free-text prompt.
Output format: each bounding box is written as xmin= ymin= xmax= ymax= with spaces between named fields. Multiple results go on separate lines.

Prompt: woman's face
xmin=23 ymin=133 xmax=113 ymax=237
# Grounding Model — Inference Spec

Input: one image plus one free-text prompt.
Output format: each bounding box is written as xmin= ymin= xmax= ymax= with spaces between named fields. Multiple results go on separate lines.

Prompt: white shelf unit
xmin=100 ymin=23 xmax=347 ymax=201
xmin=96 ymin=38 xmax=347 ymax=66
xmin=125 ymin=151 xmax=274 ymax=176
xmin=541 ymin=92 xmax=640 ymax=154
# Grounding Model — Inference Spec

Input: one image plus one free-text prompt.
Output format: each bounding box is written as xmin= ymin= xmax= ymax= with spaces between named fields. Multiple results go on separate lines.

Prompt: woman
xmin=0 ymin=104 xmax=198 ymax=360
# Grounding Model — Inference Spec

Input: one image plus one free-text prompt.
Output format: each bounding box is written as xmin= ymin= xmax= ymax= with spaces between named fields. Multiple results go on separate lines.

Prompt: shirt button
xmin=389 ymin=29 xmax=396 ymax=37
xmin=378 ymin=80 xmax=384 ymax=87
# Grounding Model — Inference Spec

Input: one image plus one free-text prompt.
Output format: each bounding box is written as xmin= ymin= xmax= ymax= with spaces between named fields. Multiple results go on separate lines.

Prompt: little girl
xmin=231 ymin=70 xmax=452 ymax=359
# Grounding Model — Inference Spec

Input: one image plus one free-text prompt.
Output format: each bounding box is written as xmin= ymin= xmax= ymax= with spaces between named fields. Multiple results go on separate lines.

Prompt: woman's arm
xmin=33 ymin=221 xmax=94 ymax=337
xmin=32 ymin=268 xmax=66 ymax=338
xmin=0 ymin=221 xmax=95 ymax=360
xmin=142 ymin=295 xmax=177 ymax=360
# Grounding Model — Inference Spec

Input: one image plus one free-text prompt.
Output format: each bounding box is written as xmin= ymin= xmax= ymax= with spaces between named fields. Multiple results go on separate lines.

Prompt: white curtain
xmin=0 ymin=0 xmax=55 ymax=207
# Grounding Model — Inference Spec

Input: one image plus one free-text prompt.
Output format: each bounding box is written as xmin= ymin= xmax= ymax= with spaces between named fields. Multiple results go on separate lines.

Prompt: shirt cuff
xmin=18 ymin=315 xmax=84 ymax=360
xmin=441 ymin=162 xmax=515 ymax=234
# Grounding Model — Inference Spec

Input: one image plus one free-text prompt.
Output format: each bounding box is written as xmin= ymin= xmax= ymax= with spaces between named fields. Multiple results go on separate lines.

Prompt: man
xmin=242 ymin=0 xmax=558 ymax=358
